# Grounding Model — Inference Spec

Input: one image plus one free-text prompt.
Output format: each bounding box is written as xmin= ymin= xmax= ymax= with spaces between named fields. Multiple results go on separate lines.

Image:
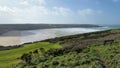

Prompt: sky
xmin=0 ymin=0 xmax=120 ymax=24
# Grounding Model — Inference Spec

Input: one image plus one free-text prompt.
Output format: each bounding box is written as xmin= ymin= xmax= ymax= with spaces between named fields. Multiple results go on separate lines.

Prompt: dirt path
xmin=100 ymin=56 xmax=108 ymax=68
xmin=95 ymin=50 xmax=108 ymax=68
xmin=63 ymin=33 xmax=120 ymax=46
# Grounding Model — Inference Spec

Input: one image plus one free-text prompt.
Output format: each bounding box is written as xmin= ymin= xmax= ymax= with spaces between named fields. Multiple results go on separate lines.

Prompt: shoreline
xmin=1 ymin=29 xmax=119 ymax=50
xmin=0 ymin=28 xmax=102 ymax=47
xmin=0 ymin=29 xmax=119 ymax=50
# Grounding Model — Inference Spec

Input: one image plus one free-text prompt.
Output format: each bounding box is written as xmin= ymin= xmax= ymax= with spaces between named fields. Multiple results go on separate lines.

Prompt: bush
xmin=52 ymin=61 xmax=59 ymax=66
xmin=21 ymin=53 xmax=32 ymax=64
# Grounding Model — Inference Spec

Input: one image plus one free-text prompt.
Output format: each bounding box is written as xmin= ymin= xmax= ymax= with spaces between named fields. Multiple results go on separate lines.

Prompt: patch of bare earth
xmin=63 ymin=33 xmax=120 ymax=46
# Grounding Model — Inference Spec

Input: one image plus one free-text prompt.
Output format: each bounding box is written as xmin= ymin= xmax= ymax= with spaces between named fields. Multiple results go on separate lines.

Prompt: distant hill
xmin=0 ymin=24 xmax=101 ymax=30
xmin=0 ymin=24 xmax=101 ymax=35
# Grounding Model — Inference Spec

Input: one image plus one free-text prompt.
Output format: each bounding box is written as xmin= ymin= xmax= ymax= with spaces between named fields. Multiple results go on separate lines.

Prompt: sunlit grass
xmin=0 ymin=42 xmax=62 ymax=68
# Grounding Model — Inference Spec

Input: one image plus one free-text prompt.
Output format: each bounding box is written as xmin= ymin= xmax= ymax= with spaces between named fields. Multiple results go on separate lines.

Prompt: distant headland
xmin=0 ymin=24 xmax=101 ymax=30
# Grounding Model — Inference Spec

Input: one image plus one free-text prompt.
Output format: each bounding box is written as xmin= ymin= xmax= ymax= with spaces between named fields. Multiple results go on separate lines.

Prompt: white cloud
xmin=0 ymin=6 xmax=47 ymax=23
xmin=78 ymin=9 xmax=102 ymax=17
xmin=0 ymin=6 xmax=73 ymax=23
xmin=0 ymin=0 xmax=103 ymax=24
xmin=20 ymin=0 xmax=29 ymax=5
xmin=52 ymin=7 xmax=73 ymax=16
xmin=0 ymin=0 xmax=75 ymax=24
xmin=38 ymin=0 xmax=46 ymax=5
xmin=20 ymin=0 xmax=46 ymax=5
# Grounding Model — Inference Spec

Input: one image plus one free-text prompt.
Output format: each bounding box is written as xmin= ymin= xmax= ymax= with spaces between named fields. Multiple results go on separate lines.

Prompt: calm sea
xmin=0 ymin=24 xmax=119 ymax=46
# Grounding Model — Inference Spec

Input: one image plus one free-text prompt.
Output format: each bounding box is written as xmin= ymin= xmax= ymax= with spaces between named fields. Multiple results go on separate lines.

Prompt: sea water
xmin=0 ymin=25 xmax=119 ymax=46
xmin=20 ymin=27 xmax=108 ymax=45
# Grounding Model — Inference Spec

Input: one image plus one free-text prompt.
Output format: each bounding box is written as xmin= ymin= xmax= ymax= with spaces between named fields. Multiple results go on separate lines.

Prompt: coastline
xmin=0 ymin=28 xmax=119 ymax=50
xmin=0 ymin=28 xmax=101 ymax=47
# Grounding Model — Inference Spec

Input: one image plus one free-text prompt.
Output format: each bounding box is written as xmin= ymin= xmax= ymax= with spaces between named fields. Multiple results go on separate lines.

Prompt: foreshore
xmin=0 ymin=28 xmax=100 ymax=46
xmin=0 ymin=36 xmax=20 ymax=46
xmin=0 ymin=29 xmax=119 ymax=50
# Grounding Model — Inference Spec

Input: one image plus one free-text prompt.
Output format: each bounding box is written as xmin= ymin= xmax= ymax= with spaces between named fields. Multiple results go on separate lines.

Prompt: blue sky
xmin=0 ymin=0 xmax=120 ymax=24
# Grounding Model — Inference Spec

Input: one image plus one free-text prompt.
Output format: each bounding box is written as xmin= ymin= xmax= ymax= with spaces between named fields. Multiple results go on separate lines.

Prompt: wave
xmin=0 ymin=27 xmax=108 ymax=46
xmin=20 ymin=27 xmax=104 ymax=44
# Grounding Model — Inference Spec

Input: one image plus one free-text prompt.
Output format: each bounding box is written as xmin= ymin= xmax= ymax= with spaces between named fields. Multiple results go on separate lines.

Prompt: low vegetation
xmin=15 ymin=39 xmax=120 ymax=68
xmin=0 ymin=42 xmax=62 ymax=68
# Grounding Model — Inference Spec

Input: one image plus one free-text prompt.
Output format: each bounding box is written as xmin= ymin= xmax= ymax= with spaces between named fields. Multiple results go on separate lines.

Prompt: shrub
xmin=52 ymin=61 xmax=59 ymax=66
xmin=21 ymin=53 xmax=32 ymax=64
xmin=33 ymin=49 xmax=39 ymax=54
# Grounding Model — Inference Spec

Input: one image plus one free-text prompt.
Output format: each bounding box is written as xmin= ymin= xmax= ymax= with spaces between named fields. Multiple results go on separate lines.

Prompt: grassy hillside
xmin=0 ymin=29 xmax=120 ymax=68
xmin=15 ymin=39 xmax=120 ymax=68
xmin=0 ymin=42 xmax=62 ymax=68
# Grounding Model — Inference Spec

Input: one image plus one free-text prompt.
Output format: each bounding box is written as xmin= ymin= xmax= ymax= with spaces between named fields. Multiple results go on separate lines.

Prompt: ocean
xmin=0 ymin=25 xmax=119 ymax=46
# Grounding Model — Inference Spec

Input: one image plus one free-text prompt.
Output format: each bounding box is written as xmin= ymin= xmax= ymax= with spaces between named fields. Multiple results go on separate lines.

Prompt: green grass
xmin=16 ymin=39 xmax=120 ymax=68
xmin=110 ymin=29 xmax=120 ymax=33
xmin=0 ymin=42 xmax=62 ymax=68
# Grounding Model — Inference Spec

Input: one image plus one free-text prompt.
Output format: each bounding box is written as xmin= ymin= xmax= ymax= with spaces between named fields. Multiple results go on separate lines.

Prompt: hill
xmin=0 ymin=24 xmax=101 ymax=30
xmin=0 ymin=24 xmax=101 ymax=35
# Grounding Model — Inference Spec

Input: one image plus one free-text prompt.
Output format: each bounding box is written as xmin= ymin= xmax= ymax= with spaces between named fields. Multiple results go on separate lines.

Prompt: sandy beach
xmin=0 ymin=28 xmax=101 ymax=46
xmin=0 ymin=36 xmax=20 ymax=46
xmin=0 ymin=31 xmax=21 ymax=46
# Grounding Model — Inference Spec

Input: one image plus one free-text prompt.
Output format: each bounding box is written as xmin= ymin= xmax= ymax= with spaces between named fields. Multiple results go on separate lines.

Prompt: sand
xmin=0 ymin=36 xmax=20 ymax=46
xmin=0 ymin=28 xmax=100 ymax=46
xmin=0 ymin=31 xmax=21 ymax=46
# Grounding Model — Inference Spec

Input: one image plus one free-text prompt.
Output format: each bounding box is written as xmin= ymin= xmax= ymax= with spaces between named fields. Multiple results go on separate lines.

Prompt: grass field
xmin=0 ymin=42 xmax=62 ymax=68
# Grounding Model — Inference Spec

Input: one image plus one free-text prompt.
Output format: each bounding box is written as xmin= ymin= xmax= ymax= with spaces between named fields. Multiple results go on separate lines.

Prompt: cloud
xmin=78 ymin=9 xmax=102 ymax=17
xmin=0 ymin=5 xmax=73 ymax=23
xmin=0 ymin=0 xmax=103 ymax=24
xmin=0 ymin=6 xmax=46 ymax=23
xmin=52 ymin=7 xmax=73 ymax=16
xmin=0 ymin=0 xmax=74 ymax=24
xmin=20 ymin=0 xmax=46 ymax=5
xmin=20 ymin=0 xmax=29 ymax=5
